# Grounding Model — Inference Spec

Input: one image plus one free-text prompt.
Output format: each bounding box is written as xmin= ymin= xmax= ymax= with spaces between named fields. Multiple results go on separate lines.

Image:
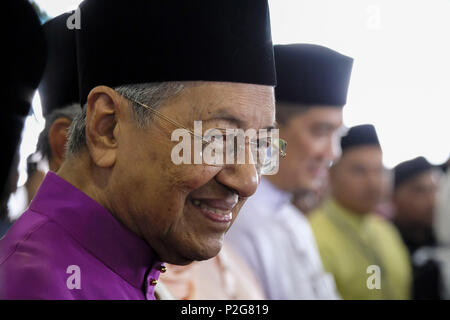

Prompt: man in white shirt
xmin=226 ymin=44 xmax=353 ymax=299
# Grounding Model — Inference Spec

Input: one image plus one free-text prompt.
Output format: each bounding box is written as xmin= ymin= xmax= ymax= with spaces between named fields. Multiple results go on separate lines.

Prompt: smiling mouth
xmin=189 ymin=198 xmax=234 ymax=223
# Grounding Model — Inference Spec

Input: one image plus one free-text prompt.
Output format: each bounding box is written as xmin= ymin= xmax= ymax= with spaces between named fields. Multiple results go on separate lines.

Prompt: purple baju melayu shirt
xmin=0 ymin=172 xmax=164 ymax=299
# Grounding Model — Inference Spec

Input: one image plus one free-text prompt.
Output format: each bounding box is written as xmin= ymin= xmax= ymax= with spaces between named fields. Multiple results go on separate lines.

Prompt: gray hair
xmin=36 ymin=103 xmax=81 ymax=161
xmin=66 ymin=82 xmax=186 ymax=156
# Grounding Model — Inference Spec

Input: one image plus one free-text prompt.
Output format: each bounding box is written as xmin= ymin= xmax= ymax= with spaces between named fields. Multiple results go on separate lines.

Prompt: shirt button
xmin=159 ymin=265 xmax=167 ymax=273
xmin=149 ymin=278 xmax=158 ymax=286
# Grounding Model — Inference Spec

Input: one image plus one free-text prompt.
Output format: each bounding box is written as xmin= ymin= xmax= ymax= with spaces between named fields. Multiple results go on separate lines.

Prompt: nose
xmin=215 ymin=163 xmax=259 ymax=198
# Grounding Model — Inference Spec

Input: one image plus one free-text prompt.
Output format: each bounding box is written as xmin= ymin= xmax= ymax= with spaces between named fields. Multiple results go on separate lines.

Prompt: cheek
xmin=341 ymin=175 xmax=362 ymax=194
xmin=397 ymin=196 xmax=414 ymax=210
xmin=309 ymin=137 xmax=331 ymax=159
xmin=168 ymin=165 xmax=222 ymax=193
xmin=411 ymin=196 xmax=428 ymax=211
xmin=298 ymin=134 xmax=325 ymax=162
xmin=283 ymin=138 xmax=309 ymax=169
xmin=145 ymin=166 xmax=222 ymax=235
xmin=152 ymin=165 xmax=220 ymax=214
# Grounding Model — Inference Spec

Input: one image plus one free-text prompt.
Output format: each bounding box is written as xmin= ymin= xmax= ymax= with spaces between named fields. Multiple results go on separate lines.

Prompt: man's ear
xmin=85 ymin=86 xmax=123 ymax=168
xmin=48 ymin=117 xmax=72 ymax=171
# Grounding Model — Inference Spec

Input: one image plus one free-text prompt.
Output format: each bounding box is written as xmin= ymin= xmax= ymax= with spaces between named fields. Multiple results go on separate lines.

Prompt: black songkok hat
xmin=394 ymin=157 xmax=433 ymax=189
xmin=38 ymin=13 xmax=79 ymax=117
xmin=1 ymin=0 xmax=46 ymax=197
xmin=340 ymin=124 xmax=381 ymax=152
xmin=274 ymin=44 xmax=353 ymax=107
xmin=77 ymin=0 xmax=276 ymax=105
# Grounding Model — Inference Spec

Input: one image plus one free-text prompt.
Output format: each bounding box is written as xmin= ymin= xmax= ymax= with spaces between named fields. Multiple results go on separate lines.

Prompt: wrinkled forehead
xmin=180 ymin=81 xmax=276 ymax=130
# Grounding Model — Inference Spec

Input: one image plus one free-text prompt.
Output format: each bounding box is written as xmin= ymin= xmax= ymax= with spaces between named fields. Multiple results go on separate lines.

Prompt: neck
xmin=332 ymin=195 xmax=371 ymax=216
xmin=58 ymin=153 xmax=110 ymax=216
xmin=58 ymin=152 xmax=143 ymax=241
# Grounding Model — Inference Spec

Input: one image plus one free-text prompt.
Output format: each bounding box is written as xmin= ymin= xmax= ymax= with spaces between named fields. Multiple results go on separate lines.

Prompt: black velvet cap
xmin=38 ymin=13 xmax=79 ymax=117
xmin=274 ymin=44 xmax=353 ymax=107
xmin=394 ymin=157 xmax=433 ymax=189
xmin=77 ymin=0 xmax=276 ymax=105
xmin=1 ymin=0 xmax=46 ymax=198
xmin=340 ymin=124 xmax=381 ymax=152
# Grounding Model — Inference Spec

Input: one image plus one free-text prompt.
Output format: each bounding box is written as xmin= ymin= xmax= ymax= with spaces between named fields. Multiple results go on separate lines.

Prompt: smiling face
xmin=107 ymin=82 xmax=275 ymax=265
xmin=268 ymin=106 xmax=343 ymax=192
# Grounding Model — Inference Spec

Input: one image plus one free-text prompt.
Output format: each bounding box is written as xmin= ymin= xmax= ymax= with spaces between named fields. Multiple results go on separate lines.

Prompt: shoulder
xmin=0 ymin=254 xmax=75 ymax=299
xmin=0 ymin=210 xmax=81 ymax=299
xmin=0 ymin=209 xmax=76 ymax=264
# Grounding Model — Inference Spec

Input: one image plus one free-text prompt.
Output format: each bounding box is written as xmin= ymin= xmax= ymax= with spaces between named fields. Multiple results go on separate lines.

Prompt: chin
xmin=307 ymin=178 xmax=321 ymax=190
xmin=191 ymin=241 xmax=223 ymax=261
xmin=167 ymin=239 xmax=223 ymax=264
xmin=295 ymin=177 xmax=317 ymax=191
xmin=358 ymin=205 xmax=374 ymax=214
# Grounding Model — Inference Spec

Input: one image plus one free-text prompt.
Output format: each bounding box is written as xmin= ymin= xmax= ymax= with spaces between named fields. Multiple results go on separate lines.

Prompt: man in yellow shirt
xmin=309 ymin=124 xmax=412 ymax=299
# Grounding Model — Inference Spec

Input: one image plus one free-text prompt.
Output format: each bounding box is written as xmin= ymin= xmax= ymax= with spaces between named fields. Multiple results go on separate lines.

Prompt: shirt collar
xmin=30 ymin=171 xmax=163 ymax=290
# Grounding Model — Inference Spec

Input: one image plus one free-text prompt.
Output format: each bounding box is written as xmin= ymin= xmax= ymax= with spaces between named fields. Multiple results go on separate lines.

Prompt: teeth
xmin=192 ymin=199 xmax=231 ymax=215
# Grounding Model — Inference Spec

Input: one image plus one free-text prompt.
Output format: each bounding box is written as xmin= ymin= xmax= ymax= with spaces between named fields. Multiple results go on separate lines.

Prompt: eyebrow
xmin=312 ymin=122 xmax=340 ymax=131
xmin=203 ymin=108 xmax=276 ymax=130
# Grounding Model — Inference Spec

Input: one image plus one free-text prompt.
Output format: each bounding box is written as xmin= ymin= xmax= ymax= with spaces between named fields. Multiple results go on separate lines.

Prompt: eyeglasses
xmin=118 ymin=92 xmax=286 ymax=175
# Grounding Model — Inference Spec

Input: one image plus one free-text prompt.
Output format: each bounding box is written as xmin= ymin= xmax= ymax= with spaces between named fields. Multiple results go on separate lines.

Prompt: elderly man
xmin=10 ymin=13 xmax=265 ymax=301
xmin=309 ymin=124 xmax=412 ymax=299
xmin=0 ymin=0 xmax=280 ymax=299
xmin=227 ymin=44 xmax=353 ymax=299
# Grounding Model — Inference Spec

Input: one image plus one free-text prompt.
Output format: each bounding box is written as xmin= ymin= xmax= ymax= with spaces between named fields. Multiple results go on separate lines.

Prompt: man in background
xmin=227 ymin=44 xmax=353 ymax=299
xmin=7 ymin=13 xmax=81 ymax=222
xmin=309 ymin=124 xmax=412 ymax=299
xmin=0 ymin=0 xmax=46 ymax=237
xmin=434 ymin=156 xmax=450 ymax=299
xmin=392 ymin=156 xmax=442 ymax=299
xmin=36 ymin=12 xmax=80 ymax=174
xmin=392 ymin=157 xmax=439 ymax=254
